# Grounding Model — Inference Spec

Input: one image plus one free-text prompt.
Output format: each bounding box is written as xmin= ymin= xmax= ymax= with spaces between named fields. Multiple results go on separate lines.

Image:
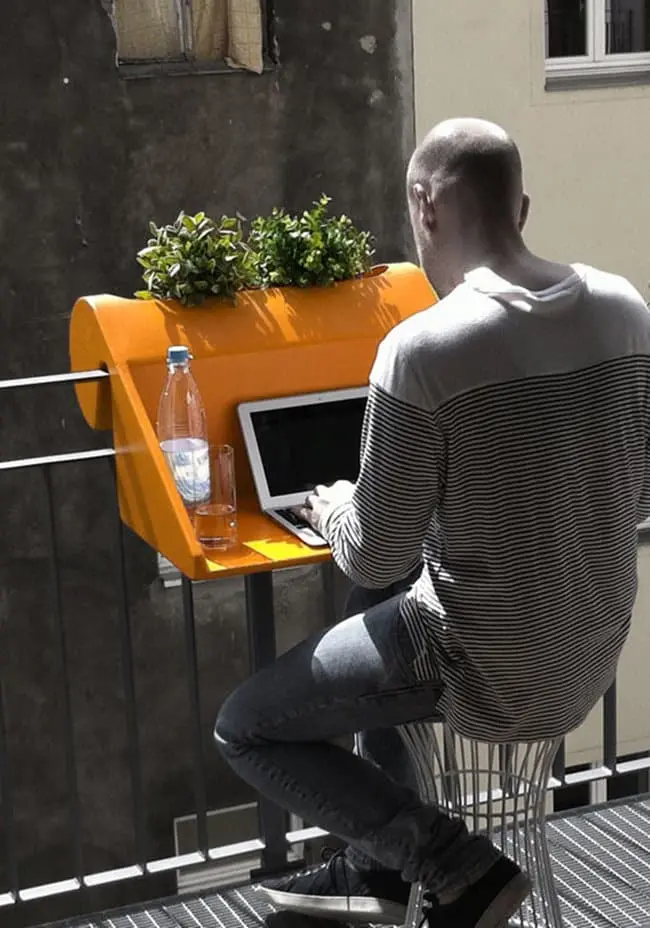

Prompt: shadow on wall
xmin=0 ymin=546 xmax=332 ymax=928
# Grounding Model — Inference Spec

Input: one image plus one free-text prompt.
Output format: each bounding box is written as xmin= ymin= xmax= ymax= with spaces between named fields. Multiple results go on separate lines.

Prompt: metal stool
xmin=399 ymin=719 xmax=564 ymax=928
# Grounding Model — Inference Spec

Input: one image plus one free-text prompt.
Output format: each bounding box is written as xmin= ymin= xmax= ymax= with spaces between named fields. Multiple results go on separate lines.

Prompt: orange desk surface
xmin=187 ymin=503 xmax=331 ymax=580
xmin=70 ymin=263 xmax=437 ymax=580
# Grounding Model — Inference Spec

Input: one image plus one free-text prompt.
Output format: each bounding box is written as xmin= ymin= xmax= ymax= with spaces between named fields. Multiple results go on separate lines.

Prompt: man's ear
xmin=519 ymin=193 xmax=530 ymax=232
xmin=412 ymin=182 xmax=436 ymax=233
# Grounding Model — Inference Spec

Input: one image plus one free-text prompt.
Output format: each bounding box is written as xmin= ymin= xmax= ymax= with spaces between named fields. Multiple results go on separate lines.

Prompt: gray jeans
xmin=343 ymin=571 xmax=425 ymax=871
xmin=214 ymin=575 xmax=499 ymax=895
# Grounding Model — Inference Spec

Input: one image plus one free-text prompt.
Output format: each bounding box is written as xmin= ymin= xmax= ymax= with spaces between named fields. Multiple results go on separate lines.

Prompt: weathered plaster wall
xmin=0 ymin=1 xmax=414 ymax=923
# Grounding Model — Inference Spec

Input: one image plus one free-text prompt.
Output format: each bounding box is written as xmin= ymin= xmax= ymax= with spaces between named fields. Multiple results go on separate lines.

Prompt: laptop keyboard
xmin=276 ymin=507 xmax=311 ymax=528
xmin=273 ymin=508 xmax=327 ymax=547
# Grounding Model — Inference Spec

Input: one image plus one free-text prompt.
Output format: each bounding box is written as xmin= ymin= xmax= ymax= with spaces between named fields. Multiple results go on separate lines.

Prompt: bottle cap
xmin=166 ymin=345 xmax=190 ymax=364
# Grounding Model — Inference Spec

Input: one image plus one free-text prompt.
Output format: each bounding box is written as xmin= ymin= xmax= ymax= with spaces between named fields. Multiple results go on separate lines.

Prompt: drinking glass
xmin=193 ymin=444 xmax=237 ymax=551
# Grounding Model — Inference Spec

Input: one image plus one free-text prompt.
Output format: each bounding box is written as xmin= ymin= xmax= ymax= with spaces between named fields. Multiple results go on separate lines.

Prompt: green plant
xmin=135 ymin=211 xmax=257 ymax=306
xmin=249 ymin=194 xmax=375 ymax=288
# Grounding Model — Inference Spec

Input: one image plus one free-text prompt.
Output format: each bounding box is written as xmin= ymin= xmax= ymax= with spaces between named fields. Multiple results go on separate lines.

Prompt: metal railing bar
xmin=146 ymin=851 xmax=207 ymax=875
xmin=207 ymin=839 xmax=265 ymax=862
xmin=181 ymin=577 xmax=209 ymax=858
xmin=560 ymin=764 xmax=612 ymax=786
xmin=244 ymin=572 xmax=292 ymax=874
xmin=547 ymin=759 xmax=650 ymax=789
xmin=552 ymin=738 xmax=566 ymax=784
xmin=43 ymin=463 xmax=84 ymax=885
xmin=0 ymin=370 xmax=109 ymax=391
xmin=285 ymin=825 xmax=328 ymax=844
xmin=0 ymin=370 xmax=639 ymax=909
xmin=603 ymin=680 xmax=618 ymax=771
xmin=11 ymin=832 xmax=320 ymax=904
xmin=560 ymin=755 xmax=650 ymax=783
xmin=18 ymin=878 xmax=81 ymax=903
xmin=616 ymin=756 xmax=650 ymax=775
xmin=499 ymin=743 xmax=514 ymax=797
xmin=9 ymin=754 xmax=650 ymax=910
xmin=0 ymin=448 xmax=115 ymax=472
xmin=0 ymin=678 xmax=19 ymax=898
xmin=320 ymin=561 xmax=337 ymax=625
xmin=110 ymin=460 xmax=147 ymax=868
xmin=83 ymin=865 xmax=144 ymax=888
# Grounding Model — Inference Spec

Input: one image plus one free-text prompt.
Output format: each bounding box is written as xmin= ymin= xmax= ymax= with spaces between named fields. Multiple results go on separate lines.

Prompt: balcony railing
xmin=1 ymin=371 xmax=649 ymax=924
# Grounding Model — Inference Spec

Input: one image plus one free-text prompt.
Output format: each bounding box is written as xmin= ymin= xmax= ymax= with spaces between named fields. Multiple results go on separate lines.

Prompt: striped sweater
xmin=324 ymin=264 xmax=650 ymax=742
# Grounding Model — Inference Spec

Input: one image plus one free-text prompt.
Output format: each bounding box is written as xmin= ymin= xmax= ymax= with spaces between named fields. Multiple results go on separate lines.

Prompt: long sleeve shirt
xmin=323 ymin=264 xmax=650 ymax=742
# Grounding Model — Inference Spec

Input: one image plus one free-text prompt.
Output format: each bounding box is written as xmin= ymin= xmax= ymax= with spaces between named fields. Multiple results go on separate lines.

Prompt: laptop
xmin=238 ymin=386 xmax=369 ymax=547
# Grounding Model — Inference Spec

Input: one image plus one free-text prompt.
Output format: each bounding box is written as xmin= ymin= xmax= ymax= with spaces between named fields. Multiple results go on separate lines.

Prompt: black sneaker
xmin=429 ymin=858 xmax=532 ymax=928
xmin=257 ymin=849 xmax=411 ymax=924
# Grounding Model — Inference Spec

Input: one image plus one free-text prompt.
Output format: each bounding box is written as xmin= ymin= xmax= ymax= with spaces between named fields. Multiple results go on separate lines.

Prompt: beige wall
xmin=412 ymin=0 xmax=650 ymax=297
xmin=413 ymin=0 xmax=650 ymax=770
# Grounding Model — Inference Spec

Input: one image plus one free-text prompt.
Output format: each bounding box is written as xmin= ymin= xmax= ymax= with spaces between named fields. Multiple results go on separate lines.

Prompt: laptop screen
xmin=250 ymin=396 xmax=367 ymax=498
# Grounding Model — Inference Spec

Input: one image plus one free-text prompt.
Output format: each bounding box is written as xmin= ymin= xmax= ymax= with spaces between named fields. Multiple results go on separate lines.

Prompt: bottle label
xmin=160 ymin=438 xmax=211 ymax=505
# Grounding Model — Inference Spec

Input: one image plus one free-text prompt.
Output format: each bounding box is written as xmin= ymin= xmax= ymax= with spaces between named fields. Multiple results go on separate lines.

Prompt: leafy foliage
xmin=135 ymin=212 xmax=257 ymax=306
xmin=134 ymin=198 xmax=375 ymax=306
xmin=248 ymin=195 xmax=375 ymax=288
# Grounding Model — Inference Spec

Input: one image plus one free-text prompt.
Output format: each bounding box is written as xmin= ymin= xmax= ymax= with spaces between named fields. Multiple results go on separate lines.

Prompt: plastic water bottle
xmin=157 ymin=346 xmax=210 ymax=508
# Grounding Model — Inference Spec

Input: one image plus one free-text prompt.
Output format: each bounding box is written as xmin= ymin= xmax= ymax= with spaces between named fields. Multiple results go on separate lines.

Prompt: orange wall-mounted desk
xmin=69 ymin=263 xmax=436 ymax=582
xmin=69 ymin=261 xmax=436 ymax=874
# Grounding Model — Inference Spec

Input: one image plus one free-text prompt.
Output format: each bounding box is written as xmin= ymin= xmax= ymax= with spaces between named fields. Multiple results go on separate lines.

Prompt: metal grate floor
xmin=547 ymin=796 xmax=650 ymax=927
xmin=45 ymin=797 xmax=650 ymax=928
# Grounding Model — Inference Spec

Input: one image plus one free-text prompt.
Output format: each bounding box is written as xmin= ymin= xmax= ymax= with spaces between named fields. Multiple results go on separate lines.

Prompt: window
xmin=106 ymin=0 xmax=270 ymax=77
xmin=545 ymin=0 xmax=650 ymax=83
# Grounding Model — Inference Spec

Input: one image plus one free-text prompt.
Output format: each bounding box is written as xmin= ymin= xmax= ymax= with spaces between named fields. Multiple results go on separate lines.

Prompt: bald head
xmin=408 ymin=118 xmax=525 ymax=233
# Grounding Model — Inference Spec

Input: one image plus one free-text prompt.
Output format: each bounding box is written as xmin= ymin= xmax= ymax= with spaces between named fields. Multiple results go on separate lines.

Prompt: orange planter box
xmin=69 ymin=263 xmax=436 ymax=580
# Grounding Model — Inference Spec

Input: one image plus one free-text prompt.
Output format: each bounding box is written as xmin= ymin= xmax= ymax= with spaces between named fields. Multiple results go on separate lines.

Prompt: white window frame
xmin=546 ymin=0 xmax=650 ymax=79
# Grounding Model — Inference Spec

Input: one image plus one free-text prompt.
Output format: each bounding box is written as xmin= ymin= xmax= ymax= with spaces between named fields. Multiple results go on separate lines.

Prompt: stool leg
xmin=537 ymin=824 xmax=564 ymax=928
xmin=398 ymin=725 xmax=564 ymax=928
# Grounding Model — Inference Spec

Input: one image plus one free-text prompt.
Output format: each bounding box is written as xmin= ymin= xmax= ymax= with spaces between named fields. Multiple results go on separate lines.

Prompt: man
xmin=215 ymin=118 xmax=650 ymax=928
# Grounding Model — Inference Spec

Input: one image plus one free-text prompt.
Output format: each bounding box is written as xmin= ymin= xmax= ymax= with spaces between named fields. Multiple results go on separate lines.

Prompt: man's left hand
xmin=296 ymin=480 xmax=355 ymax=535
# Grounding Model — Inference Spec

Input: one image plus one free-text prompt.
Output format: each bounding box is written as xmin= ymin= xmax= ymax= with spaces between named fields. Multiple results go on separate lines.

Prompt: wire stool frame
xmin=398 ymin=720 xmax=564 ymax=928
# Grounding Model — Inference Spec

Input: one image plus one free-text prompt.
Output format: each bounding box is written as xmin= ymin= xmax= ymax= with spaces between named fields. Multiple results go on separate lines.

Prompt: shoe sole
xmin=476 ymin=871 xmax=533 ymax=928
xmin=257 ymin=886 xmax=407 ymax=924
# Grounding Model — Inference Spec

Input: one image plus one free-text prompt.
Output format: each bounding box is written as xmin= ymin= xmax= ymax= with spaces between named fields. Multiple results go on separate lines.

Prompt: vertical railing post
xmin=603 ymin=680 xmax=617 ymax=773
xmin=43 ymin=463 xmax=84 ymax=885
xmin=111 ymin=461 xmax=146 ymax=869
xmin=320 ymin=561 xmax=337 ymax=626
xmin=245 ymin=572 xmax=296 ymax=877
xmin=181 ymin=577 xmax=209 ymax=858
xmin=552 ymin=739 xmax=566 ymax=786
xmin=0 ymin=679 xmax=18 ymax=901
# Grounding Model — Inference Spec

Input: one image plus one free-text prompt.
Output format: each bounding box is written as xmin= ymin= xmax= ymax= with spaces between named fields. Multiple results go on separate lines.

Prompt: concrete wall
xmin=0 ymin=1 xmax=414 ymax=924
xmin=412 ymin=0 xmax=650 ymax=769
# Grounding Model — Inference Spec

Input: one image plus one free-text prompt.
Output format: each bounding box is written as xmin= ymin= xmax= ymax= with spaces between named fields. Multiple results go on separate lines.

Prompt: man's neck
xmin=425 ymin=239 xmax=574 ymax=299
xmin=487 ymin=250 xmax=576 ymax=293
